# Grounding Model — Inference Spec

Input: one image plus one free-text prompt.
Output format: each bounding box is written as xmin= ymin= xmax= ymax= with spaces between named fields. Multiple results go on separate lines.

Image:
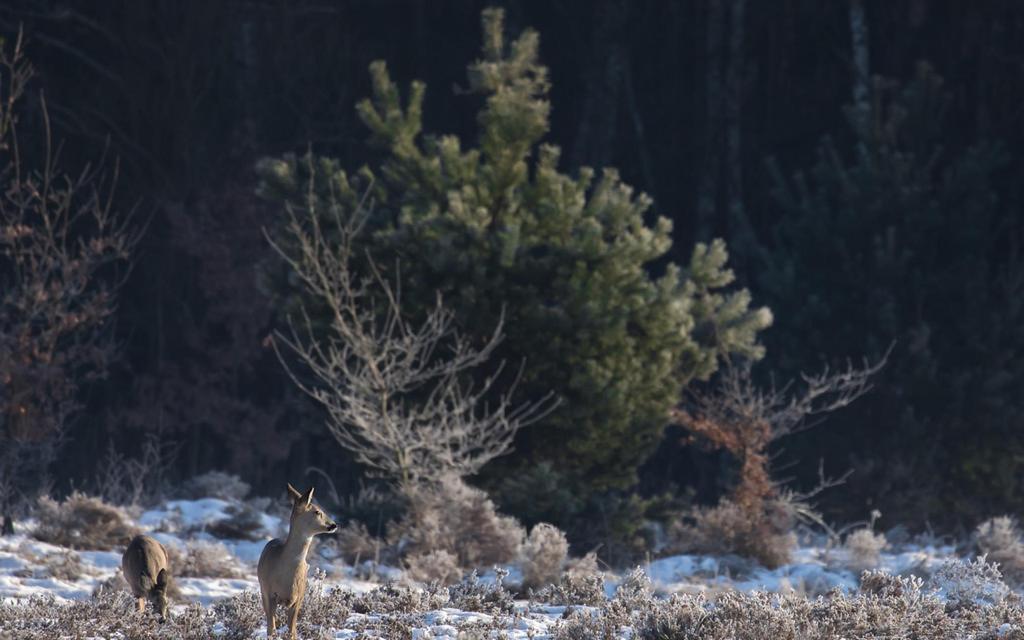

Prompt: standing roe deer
xmin=258 ymin=483 xmax=337 ymax=639
xmin=121 ymin=534 xmax=170 ymax=621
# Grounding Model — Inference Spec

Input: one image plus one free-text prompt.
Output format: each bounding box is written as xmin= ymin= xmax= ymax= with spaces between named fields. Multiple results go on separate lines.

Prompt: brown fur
xmin=121 ymin=534 xmax=170 ymax=621
xmin=257 ymin=484 xmax=337 ymax=639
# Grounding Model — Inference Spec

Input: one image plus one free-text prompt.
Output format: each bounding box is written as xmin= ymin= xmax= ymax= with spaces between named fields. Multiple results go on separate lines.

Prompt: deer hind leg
xmin=287 ymin=600 xmax=302 ymax=640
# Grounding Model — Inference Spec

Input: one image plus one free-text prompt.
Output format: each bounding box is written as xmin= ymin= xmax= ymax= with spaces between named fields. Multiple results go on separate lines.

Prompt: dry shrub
xmin=671 ymin=498 xmax=796 ymax=568
xmin=33 ymin=492 xmax=140 ymax=550
xmin=351 ymin=582 xmax=448 ymax=615
xmin=974 ymin=516 xmax=1024 ymax=584
xmin=205 ymin=502 xmax=265 ymax=540
xmin=3 ymin=560 xmax=1023 ymax=639
xmin=295 ymin=571 xmax=357 ymax=635
xmin=405 ymin=549 xmax=462 ymax=586
xmin=625 ymin=560 xmax=1023 ymax=640
xmin=448 ymin=568 xmax=516 ymax=614
xmin=91 ymin=570 xmax=129 ymax=598
xmin=13 ymin=549 xmax=84 ymax=581
xmin=334 ymin=520 xmax=384 ymax=565
xmin=41 ymin=550 xmax=84 ymax=581
xmin=533 ymin=552 xmax=606 ymax=606
xmin=390 ymin=476 xmax=524 ymax=570
xmin=844 ymin=528 xmax=887 ymax=573
xmin=180 ymin=470 xmax=251 ymax=501
xmin=929 ymin=555 xmax=1010 ymax=606
xmin=210 ymin=589 xmax=264 ymax=640
xmin=613 ymin=567 xmax=654 ymax=610
xmin=176 ymin=540 xmax=243 ymax=578
xmin=566 ymin=550 xmax=601 ymax=578
xmin=0 ymin=590 xmax=210 ymax=640
xmin=520 ymin=522 xmax=569 ymax=590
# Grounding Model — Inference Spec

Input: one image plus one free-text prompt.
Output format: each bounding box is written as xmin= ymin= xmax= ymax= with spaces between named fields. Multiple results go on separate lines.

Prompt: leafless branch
xmin=672 ymin=347 xmax=889 ymax=508
xmin=266 ymin=165 xmax=558 ymax=487
xmin=0 ymin=33 xmax=137 ymax=524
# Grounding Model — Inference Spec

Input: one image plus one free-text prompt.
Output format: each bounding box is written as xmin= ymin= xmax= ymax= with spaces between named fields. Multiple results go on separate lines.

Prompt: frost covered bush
xmin=295 ymin=576 xmax=357 ymax=636
xmin=91 ymin=570 xmax=129 ymax=597
xmin=11 ymin=543 xmax=85 ymax=582
xmin=671 ymin=498 xmax=796 ymax=568
xmin=40 ymin=550 xmax=84 ymax=581
xmin=205 ymin=502 xmax=266 ymax=540
xmin=449 ymin=568 xmax=516 ymax=614
xmin=533 ymin=553 xmax=606 ymax=606
xmin=929 ymin=555 xmax=1011 ymax=606
xmin=626 ymin=569 xmax=1024 ymax=640
xmin=176 ymin=540 xmax=243 ymax=578
xmin=210 ymin=589 xmax=263 ymax=640
xmin=180 ymin=470 xmax=250 ymax=501
xmin=5 ymin=562 xmax=1024 ymax=640
xmin=520 ymin=522 xmax=569 ymax=590
xmin=33 ymin=492 xmax=139 ymax=550
xmin=350 ymin=582 xmax=448 ymax=615
xmin=613 ymin=567 xmax=654 ymax=610
xmin=975 ymin=516 xmax=1024 ymax=584
xmin=333 ymin=520 xmax=384 ymax=565
xmin=0 ymin=591 xmax=210 ymax=639
xmin=390 ymin=476 xmax=524 ymax=570
xmin=405 ymin=549 xmax=462 ymax=586
xmin=844 ymin=527 xmax=887 ymax=572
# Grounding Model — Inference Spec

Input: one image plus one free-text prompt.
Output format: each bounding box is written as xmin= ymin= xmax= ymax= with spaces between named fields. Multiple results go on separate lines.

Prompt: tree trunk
xmin=848 ymin=0 xmax=870 ymax=128
xmin=725 ymin=0 xmax=757 ymax=257
xmin=697 ymin=0 xmax=726 ymax=240
xmin=570 ymin=0 xmax=629 ymax=171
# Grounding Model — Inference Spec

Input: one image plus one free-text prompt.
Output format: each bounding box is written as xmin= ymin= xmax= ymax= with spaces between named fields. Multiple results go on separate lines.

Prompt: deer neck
xmin=282 ymin=523 xmax=315 ymax=565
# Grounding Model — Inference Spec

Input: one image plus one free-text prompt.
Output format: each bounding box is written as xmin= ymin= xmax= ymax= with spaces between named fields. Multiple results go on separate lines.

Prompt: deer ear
xmin=286 ymin=483 xmax=303 ymax=502
xmin=156 ymin=568 xmax=168 ymax=589
xmin=302 ymin=486 xmax=314 ymax=507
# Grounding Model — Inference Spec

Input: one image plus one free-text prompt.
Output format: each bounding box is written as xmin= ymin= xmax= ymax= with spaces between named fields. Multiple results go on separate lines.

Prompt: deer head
xmin=286 ymin=483 xmax=337 ymax=538
xmin=140 ymin=568 xmax=169 ymax=621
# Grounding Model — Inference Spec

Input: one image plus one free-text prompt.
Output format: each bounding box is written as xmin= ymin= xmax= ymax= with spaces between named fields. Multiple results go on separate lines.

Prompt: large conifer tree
xmin=259 ymin=8 xmax=770 ymax=493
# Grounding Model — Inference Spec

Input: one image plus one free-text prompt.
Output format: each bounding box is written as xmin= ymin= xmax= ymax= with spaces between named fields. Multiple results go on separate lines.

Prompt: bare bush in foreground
xmin=267 ymin=182 xmax=557 ymax=486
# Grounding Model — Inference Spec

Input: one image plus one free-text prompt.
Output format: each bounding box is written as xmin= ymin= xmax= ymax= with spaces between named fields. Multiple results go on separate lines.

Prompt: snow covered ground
xmin=0 ymin=496 xmax=1008 ymax=639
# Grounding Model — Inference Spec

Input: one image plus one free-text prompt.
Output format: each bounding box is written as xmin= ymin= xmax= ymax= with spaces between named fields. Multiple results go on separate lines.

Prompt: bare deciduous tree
xmin=266 ymin=175 xmax=558 ymax=488
xmin=0 ymin=33 xmax=136 ymax=533
xmin=672 ymin=349 xmax=889 ymax=511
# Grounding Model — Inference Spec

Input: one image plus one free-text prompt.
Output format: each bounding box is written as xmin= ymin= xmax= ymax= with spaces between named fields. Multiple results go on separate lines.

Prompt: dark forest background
xmin=2 ymin=0 xmax=1023 ymax=538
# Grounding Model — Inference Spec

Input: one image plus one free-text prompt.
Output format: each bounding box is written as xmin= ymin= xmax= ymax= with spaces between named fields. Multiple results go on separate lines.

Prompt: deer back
xmin=122 ymin=534 xmax=168 ymax=597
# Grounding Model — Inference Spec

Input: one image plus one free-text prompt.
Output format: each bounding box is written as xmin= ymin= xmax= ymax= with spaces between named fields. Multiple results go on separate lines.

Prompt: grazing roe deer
xmin=258 ymin=483 xmax=337 ymax=639
xmin=121 ymin=534 xmax=170 ymax=621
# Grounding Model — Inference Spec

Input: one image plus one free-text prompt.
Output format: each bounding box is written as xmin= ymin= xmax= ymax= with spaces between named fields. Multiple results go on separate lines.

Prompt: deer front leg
xmin=287 ymin=599 xmax=302 ymax=640
xmin=136 ymin=597 xmax=145 ymax=613
xmin=264 ymin=594 xmax=277 ymax=637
